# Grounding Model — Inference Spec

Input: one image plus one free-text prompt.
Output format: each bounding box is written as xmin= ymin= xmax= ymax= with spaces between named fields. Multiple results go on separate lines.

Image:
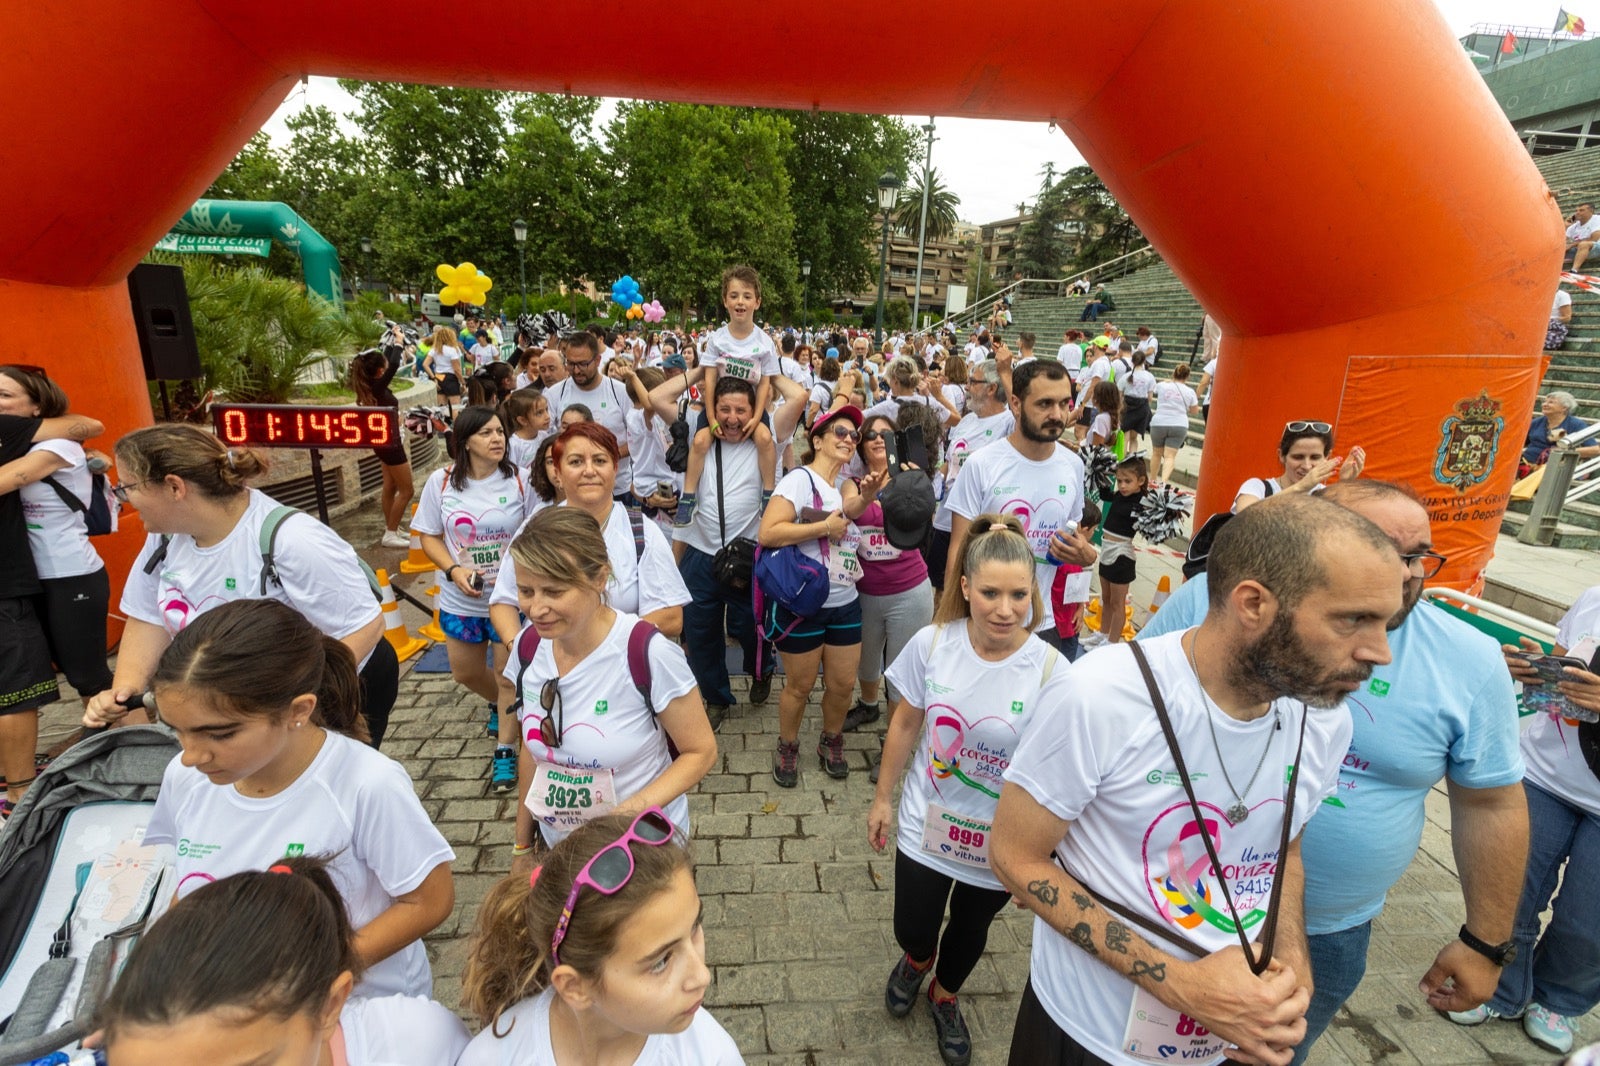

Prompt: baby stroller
xmin=0 ymin=726 xmax=178 ymax=1065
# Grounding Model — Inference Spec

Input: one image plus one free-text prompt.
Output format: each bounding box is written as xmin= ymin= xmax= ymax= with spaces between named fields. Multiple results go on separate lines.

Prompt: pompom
xmin=517 ymin=313 xmax=548 ymax=347
xmin=1134 ymin=483 xmax=1193 ymax=544
xmin=404 ymin=405 xmax=453 ymax=439
xmin=541 ymin=310 xmax=573 ymax=340
xmin=1081 ymin=445 xmax=1117 ymax=498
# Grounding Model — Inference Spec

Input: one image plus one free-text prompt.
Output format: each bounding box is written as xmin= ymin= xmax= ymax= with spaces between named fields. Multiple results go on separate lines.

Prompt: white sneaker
xmin=380 ymin=531 xmax=411 ymax=548
xmin=1079 ymin=631 xmax=1109 ymax=650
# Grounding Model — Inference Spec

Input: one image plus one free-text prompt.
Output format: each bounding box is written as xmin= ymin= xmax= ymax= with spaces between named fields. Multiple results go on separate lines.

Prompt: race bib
xmin=1122 ymin=986 xmax=1228 ymax=1064
xmin=827 ymin=531 xmax=862 ymax=586
xmin=525 ymin=763 xmax=617 ymax=833
xmin=465 ymin=537 xmax=507 ymax=578
xmin=721 ymin=354 xmax=758 ymax=382
xmin=919 ymin=803 xmax=992 ymax=869
xmin=857 ymin=529 xmax=902 ymax=562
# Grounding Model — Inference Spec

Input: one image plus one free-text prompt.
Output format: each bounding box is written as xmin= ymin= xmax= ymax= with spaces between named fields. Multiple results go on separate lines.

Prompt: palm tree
xmin=893 ymin=168 xmax=961 ymax=243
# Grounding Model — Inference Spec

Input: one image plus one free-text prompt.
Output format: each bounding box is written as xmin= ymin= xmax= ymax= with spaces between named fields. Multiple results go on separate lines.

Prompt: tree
xmin=893 ymin=168 xmax=960 ymax=243
xmin=607 ymin=103 xmax=797 ymax=318
xmin=1013 ymin=183 xmax=1073 ymax=279
xmin=1056 ymin=165 xmax=1143 ymax=271
xmin=204 ymin=132 xmax=283 ymax=202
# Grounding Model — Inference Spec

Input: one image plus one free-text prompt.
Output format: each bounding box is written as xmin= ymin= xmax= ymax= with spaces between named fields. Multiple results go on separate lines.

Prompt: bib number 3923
xmin=526 ymin=763 xmax=616 ymax=833
xmin=1122 ymin=986 xmax=1228 ymax=1064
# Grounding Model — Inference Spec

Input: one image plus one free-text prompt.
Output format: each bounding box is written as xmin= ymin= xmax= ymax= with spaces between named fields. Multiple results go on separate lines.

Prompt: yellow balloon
xmin=435 ymin=263 xmax=455 ymax=284
xmin=477 ymin=274 xmax=493 ymax=293
xmin=439 ymin=285 xmax=461 ymax=305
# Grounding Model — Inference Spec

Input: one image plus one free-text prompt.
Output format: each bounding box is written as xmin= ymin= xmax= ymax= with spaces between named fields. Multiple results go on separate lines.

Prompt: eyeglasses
xmin=538 ymin=678 xmax=563 ymax=748
xmin=861 ymin=429 xmax=890 ymax=442
xmin=1400 ymin=550 xmax=1448 ymax=579
xmin=110 ymin=478 xmax=160 ymax=504
xmin=564 ymin=359 xmax=596 ymax=371
xmin=549 ymin=807 xmax=676 ymax=964
xmin=827 ymin=424 xmax=860 ymax=442
xmin=1284 ymin=420 xmax=1332 ymax=434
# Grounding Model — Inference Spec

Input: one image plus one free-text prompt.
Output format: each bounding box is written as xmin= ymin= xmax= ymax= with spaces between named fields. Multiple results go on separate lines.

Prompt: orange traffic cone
xmin=418 ymin=570 xmax=448 ymax=643
xmin=374 ymin=568 xmax=429 ymax=661
xmin=1149 ymin=575 xmax=1172 ymax=615
xmin=399 ymin=504 xmax=433 ymax=575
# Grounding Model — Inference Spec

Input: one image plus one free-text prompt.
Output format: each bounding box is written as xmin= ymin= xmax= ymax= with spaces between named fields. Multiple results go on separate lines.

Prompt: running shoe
xmin=842 ymin=700 xmax=881 ymax=732
xmin=928 ymin=990 xmax=973 ymax=1065
xmin=380 ymin=530 xmax=411 ymax=548
xmin=1524 ymin=1003 xmax=1575 ymax=1054
xmin=818 ymin=731 xmax=849 ymax=778
xmin=884 ymin=954 xmax=932 ymax=1017
xmin=748 ymin=674 xmax=772 ymax=706
xmin=490 ymin=745 xmax=517 ymax=794
xmin=1079 ymin=630 xmax=1109 ymax=651
xmin=773 ymin=739 xmax=800 ymax=788
xmin=1446 ymin=1004 xmax=1516 ymax=1025
xmin=706 ymin=703 xmax=728 ymax=733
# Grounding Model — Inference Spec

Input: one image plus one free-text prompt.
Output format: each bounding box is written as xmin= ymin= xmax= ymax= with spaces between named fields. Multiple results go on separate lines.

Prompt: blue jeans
xmin=679 ymin=545 xmax=765 ymax=707
xmin=1290 ymin=920 xmax=1373 ymax=1066
xmin=1079 ymin=301 xmax=1108 ymax=322
xmin=1489 ymin=780 xmax=1600 ymax=1018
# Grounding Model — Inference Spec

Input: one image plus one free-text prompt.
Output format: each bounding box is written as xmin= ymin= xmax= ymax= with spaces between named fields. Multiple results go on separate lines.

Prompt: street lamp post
xmin=512 ymin=218 xmax=528 ymax=314
xmin=358 ymin=236 xmax=373 ymax=296
xmin=912 ymin=119 xmax=935 ymax=333
xmin=874 ymin=171 xmax=901 ymax=350
xmin=801 ymin=259 xmax=811 ymax=332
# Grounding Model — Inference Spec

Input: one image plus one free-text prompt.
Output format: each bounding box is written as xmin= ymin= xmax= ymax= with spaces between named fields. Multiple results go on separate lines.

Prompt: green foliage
xmin=1056 ymin=166 xmax=1143 ymax=272
xmin=165 ymin=255 xmax=368 ymax=403
xmin=893 ymin=168 xmax=961 ymax=243
xmin=885 ymin=297 xmax=911 ymax=332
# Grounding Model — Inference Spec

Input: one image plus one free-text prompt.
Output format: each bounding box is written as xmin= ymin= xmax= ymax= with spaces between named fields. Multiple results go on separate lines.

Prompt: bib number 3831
xmin=1122 ymin=986 xmax=1228 ymax=1063
xmin=526 ymin=763 xmax=616 ymax=833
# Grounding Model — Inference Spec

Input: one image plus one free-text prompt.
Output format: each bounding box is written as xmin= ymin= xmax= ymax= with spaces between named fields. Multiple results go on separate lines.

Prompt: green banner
xmin=155 ymin=233 xmax=272 ymax=257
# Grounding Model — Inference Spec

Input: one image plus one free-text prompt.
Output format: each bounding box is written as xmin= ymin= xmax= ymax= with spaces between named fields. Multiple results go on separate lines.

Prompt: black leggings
xmin=37 ymin=570 xmax=113 ymax=698
xmin=894 ymin=848 xmax=1011 ymax=994
xmin=358 ymin=639 xmax=399 ymax=749
xmin=1008 ymin=979 xmax=1113 ymax=1066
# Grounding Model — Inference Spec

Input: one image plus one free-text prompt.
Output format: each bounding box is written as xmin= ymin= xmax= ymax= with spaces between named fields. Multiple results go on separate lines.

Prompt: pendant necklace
xmin=1186 ymin=632 xmax=1279 ymax=825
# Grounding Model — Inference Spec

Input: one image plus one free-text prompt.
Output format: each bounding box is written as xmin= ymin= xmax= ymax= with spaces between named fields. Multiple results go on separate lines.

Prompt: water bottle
xmin=1045 ymin=520 xmax=1079 ymax=566
xmin=25 ymin=1050 xmax=107 ymax=1066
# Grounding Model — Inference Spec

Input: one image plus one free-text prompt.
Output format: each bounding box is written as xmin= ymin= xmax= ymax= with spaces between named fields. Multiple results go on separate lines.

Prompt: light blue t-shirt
xmin=1139 ymin=575 xmax=1525 ymax=934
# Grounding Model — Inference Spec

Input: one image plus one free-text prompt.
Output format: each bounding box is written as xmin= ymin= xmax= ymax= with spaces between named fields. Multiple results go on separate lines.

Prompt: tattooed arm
xmin=991 ymin=782 xmax=1311 ymax=1066
xmin=35 ymin=415 xmax=104 ymax=442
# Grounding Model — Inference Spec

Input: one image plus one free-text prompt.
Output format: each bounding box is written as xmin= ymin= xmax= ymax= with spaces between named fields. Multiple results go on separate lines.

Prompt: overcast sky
xmin=262 ymin=0 xmax=1548 ymax=227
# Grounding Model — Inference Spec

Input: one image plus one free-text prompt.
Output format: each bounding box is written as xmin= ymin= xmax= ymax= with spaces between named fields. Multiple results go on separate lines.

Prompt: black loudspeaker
xmin=127 ymin=262 xmax=202 ymax=381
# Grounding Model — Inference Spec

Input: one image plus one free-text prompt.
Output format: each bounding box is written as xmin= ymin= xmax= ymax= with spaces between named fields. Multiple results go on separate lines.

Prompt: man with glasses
xmin=543 ymin=331 xmax=636 ymax=498
xmin=1141 ymin=481 xmax=1528 ymax=1061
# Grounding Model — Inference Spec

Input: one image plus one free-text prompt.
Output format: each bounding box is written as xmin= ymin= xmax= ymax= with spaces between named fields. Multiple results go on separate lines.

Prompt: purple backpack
xmin=753 ymin=471 xmax=832 ymax=674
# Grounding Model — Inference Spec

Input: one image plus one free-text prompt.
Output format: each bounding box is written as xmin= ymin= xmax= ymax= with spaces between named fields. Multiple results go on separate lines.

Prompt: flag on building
xmin=1556 ymin=8 xmax=1586 ymax=33
xmin=1501 ymin=30 xmax=1518 ymax=52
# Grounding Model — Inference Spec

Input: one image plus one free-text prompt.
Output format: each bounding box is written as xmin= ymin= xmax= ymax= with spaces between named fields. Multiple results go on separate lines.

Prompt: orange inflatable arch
xmin=0 ymin=0 xmax=1561 ymax=596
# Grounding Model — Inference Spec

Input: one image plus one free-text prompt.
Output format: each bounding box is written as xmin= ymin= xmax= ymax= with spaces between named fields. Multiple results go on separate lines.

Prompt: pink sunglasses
xmin=549 ymin=807 xmax=676 ymax=965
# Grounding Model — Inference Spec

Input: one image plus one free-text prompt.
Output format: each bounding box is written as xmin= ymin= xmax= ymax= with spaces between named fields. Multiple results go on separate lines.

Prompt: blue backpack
xmin=753 ymin=472 xmax=832 ymax=674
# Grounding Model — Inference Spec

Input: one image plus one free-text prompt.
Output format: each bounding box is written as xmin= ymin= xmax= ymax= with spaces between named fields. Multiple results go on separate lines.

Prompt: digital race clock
xmin=212 ymin=404 xmax=399 ymax=449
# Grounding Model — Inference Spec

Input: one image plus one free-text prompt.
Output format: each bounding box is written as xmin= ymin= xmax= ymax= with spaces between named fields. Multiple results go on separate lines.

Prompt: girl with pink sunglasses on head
xmin=460 ymin=808 xmax=744 ymax=1065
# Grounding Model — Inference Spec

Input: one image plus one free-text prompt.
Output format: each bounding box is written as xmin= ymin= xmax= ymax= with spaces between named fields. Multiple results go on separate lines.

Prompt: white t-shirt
xmin=772 ymin=466 xmax=858 ymax=609
xmin=1123 ymin=368 xmax=1156 ymax=400
xmin=491 ymin=502 xmax=690 ymax=618
xmin=1525 ymin=587 xmax=1600 ymax=818
xmin=431 ymin=346 xmax=463 ymax=377
xmin=1233 ymin=476 xmax=1283 ymax=510
xmin=1202 ymin=358 xmax=1219 ymax=403
xmin=627 ymin=409 xmax=675 ymax=498
xmin=341 ymin=995 xmax=471 ymax=1066
xmin=503 ymin=611 xmax=699 ymax=844
xmin=412 ymin=467 xmax=531 ymax=618
xmin=934 ymin=409 xmax=1016 ymax=532
xmin=1569 ymin=216 xmax=1600 ymax=242
xmin=514 ymin=370 xmax=535 ymax=391
xmin=944 ymin=439 xmax=1084 ymax=631
xmin=1080 ymin=355 xmax=1111 ymax=388
xmin=1134 ymin=335 xmax=1159 ymax=360
xmin=1554 ymin=288 xmax=1574 ymax=321
xmin=1151 ymin=382 xmax=1199 ymax=428
xmin=884 ymin=624 xmax=1069 ymax=890
xmin=941 ymin=382 xmax=967 ymax=415
xmin=780 ymin=355 xmax=814 ymax=391
xmin=21 ymin=440 xmax=103 ymax=579
xmin=676 ymin=436 xmax=763 ymax=557
xmin=1003 ymin=634 xmax=1349 ymax=1063
xmin=543 ymin=376 xmax=634 ymax=486
xmin=143 ymin=731 xmax=454 ymax=999
xmin=703 ymin=325 xmax=779 ymax=385
xmin=1056 ymin=343 xmax=1084 ymax=371
xmin=1089 ymin=412 xmax=1113 ymax=444
xmin=1109 ymin=357 xmax=1134 ymax=392
xmin=862 ymin=394 xmax=934 ymax=424
xmin=121 ymin=489 xmax=379 ymax=654
xmin=457 ymin=988 xmax=744 ymax=1065
xmin=471 ymin=342 xmax=499 ymax=369
xmin=508 ymin=429 xmax=550 ymax=472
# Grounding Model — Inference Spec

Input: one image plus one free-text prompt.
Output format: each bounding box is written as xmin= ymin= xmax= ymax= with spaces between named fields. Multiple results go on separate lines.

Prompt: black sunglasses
xmin=1285 ymin=420 xmax=1332 ymax=434
xmin=539 ymin=678 xmax=563 ymax=748
xmin=861 ymin=429 xmax=891 ymax=442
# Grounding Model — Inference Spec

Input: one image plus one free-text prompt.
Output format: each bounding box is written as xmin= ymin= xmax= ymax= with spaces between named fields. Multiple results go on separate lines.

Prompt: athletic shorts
xmin=0 ymin=596 xmax=60 ymax=715
xmin=440 ymin=609 xmax=493 ymax=644
xmin=372 ymin=442 xmax=409 ymax=466
xmin=765 ymin=597 xmax=863 ymax=655
xmin=1150 ymin=424 xmax=1188 ymax=451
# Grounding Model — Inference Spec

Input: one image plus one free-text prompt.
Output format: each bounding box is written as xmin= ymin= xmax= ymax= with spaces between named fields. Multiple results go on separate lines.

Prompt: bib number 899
xmin=948 ymin=825 xmax=985 ymax=849
xmin=546 ymin=784 xmax=593 ymax=810
xmin=1175 ymin=1015 xmax=1210 ymax=1037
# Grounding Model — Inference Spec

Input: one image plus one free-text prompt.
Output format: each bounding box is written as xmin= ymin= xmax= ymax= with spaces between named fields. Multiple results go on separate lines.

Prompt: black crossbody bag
xmin=711 ymin=440 xmax=757 ymax=590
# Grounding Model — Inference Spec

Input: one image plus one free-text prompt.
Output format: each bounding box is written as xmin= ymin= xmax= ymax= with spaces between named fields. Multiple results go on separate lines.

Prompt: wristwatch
xmin=1458 ymin=925 xmax=1518 ymax=966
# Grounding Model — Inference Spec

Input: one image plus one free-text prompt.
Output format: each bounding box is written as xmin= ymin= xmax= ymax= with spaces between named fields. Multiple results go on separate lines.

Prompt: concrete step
xmin=1505 ymin=492 xmax=1600 ymax=532
xmin=1499 ymin=510 xmax=1600 ymax=550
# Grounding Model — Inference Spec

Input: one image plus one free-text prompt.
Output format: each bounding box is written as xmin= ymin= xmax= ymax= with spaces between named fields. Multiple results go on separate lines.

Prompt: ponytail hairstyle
xmin=350 ymin=348 xmax=388 ymax=407
xmin=151 ymin=599 xmax=368 ymax=743
xmin=935 ymin=513 xmax=1042 ymax=625
xmin=99 ymin=855 xmax=360 ymax=1044
xmin=115 ymin=424 xmax=267 ymax=501
xmin=462 ymin=812 xmax=693 ymax=1032
xmin=885 ymin=355 xmax=921 ymax=393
